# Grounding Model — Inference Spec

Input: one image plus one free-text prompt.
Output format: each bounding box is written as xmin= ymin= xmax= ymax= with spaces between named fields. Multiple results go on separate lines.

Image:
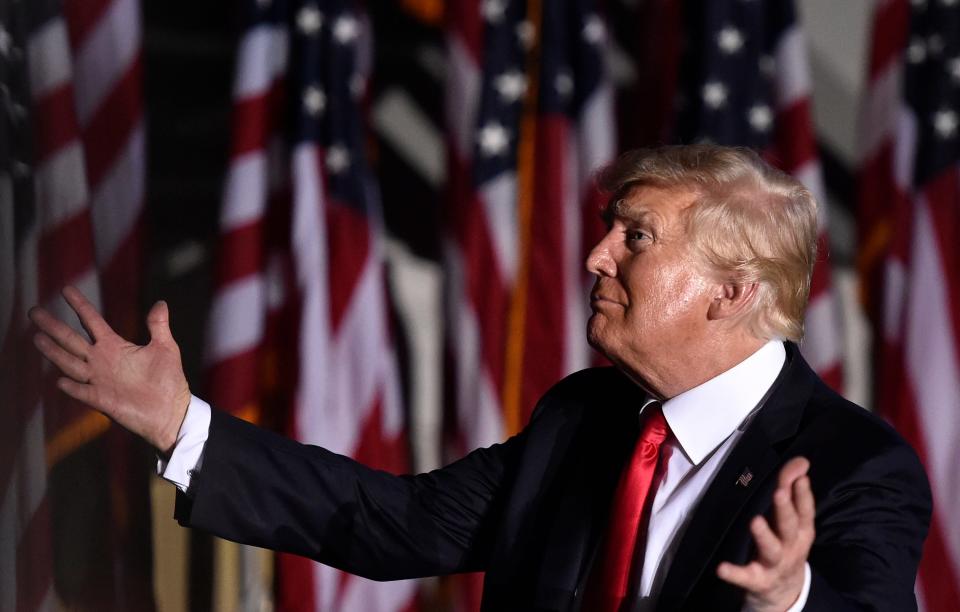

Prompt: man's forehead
xmin=605 ymin=183 xmax=699 ymax=221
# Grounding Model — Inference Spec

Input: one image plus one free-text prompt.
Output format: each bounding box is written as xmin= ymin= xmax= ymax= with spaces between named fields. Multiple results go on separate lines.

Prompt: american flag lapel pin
xmin=735 ymin=468 xmax=753 ymax=488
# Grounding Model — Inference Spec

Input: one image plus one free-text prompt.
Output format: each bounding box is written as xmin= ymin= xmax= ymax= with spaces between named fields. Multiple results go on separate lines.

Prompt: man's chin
xmin=586 ymin=316 xmax=607 ymax=352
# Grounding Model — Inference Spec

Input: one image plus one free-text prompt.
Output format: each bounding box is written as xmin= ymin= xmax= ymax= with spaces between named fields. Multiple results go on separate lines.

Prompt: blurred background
xmin=1 ymin=0 xmax=957 ymax=610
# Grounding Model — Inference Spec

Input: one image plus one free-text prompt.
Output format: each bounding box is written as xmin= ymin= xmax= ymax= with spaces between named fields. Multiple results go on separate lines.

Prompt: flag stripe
xmin=33 ymin=85 xmax=79 ymax=162
xmin=231 ymin=84 xmax=286 ymax=156
xmin=69 ymin=0 xmax=140 ymax=126
xmin=79 ymin=57 xmax=143 ymax=187
xmin=36 ymin=213 xmax=97 ymax=300
xmin=26 ymin=20 xmax=72 ymax=99
xmin=61 ymin=0 xmax=114 ymax=49
xmin=861 ymin=1 xmax=960 ymax=606
xmin=88 ymin=121 xmax=145 ymax=265
xmin=212 ymin=3 xmax=416 ymax=609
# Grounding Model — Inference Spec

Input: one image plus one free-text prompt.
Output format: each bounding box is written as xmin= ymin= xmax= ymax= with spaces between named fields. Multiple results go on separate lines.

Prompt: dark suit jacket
xmin=175 ymin=344 xmax=931 ymax=610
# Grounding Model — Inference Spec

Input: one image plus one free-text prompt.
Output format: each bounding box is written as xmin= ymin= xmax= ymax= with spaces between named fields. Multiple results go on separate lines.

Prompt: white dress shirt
xmin=627 ymin=340 xmax=809 ymax=611
xmin=160 ymin=340 xmax=809 ymax=611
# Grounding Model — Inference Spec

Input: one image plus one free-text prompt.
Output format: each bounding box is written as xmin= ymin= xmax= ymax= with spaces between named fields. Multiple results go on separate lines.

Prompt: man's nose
xmin=586 ymin=234 xmax=616 ymax=277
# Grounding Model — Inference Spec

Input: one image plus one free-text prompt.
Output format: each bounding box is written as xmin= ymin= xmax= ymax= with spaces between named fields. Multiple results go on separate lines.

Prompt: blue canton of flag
xmin=676 ymin=0 xmax=787 ymax=147
xmin=904 ymin=0 xmax=960 ymax=184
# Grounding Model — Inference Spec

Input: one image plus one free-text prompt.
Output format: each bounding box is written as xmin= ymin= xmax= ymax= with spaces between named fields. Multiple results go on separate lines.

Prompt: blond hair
xmin=598 ymin=145 xmax=819 ymax=342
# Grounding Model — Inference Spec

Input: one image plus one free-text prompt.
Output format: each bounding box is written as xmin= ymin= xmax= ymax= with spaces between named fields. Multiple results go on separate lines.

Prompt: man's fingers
xmin=774 ymin=486 xmax=799 ymax=541
xmin=146 ymin=300 xmax=173 ymax=344
xmin=716 ymin=560 xmax=765 ymax=591
xmin=62 ymin=285 xmax=114 ymax=342
xmin=777 ymin=456 xmax=810 ymax=489
xmin=28 ymin=307 xmax=91 ymax=358
xmin=56 ymin=377 xmax=99 ymax=410
xmin=750 ymin=515 xmax=783 ymax=565
xmin=34 ymin=333 xmax=91 ymax=382
xmin=794 ymin=475 xmax=815 ymax=527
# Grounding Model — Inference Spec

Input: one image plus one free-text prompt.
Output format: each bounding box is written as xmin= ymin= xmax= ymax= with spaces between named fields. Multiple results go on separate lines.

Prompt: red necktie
xmin=586 ymin=404 xmax=669 ymax=611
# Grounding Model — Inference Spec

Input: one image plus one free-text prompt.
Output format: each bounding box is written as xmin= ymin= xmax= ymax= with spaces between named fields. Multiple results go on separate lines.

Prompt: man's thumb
xmin=147 ymin=300 xmax=172 ymax=343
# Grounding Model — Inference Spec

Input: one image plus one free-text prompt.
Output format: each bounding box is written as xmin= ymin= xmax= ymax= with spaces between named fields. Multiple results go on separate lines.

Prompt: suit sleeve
xmin=174 ymin=408 xmax=526 ymax=581
xmin=804 ymin=441 xmax=932 ymax=611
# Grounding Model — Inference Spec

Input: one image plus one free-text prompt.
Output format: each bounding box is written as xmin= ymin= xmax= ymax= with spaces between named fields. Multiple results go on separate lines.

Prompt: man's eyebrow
xmin=604 ymin=198 xmax=661 ymax=225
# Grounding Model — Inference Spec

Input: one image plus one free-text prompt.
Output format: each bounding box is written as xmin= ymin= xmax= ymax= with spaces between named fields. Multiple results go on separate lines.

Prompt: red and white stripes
xmin=769 ymin=21 xmax=844 ymax=390
xmin=1 ymin=0 xmax=144 ymax=609
xmin=65 ymin=0 xmax=145 ymax=336
xmin=210 ymin=7 xmax=415 ymax=610
xmin=860 ymin=2 xmax=960 ymax=609
xmin=206 ymin=21 xmax=288 ymax=422
xmin=444 ymin=0 xmax=507 ymax=455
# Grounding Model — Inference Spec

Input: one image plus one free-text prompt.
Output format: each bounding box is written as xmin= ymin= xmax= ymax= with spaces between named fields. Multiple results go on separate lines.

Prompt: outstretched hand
xmin=717 ymin=456 xmax=815 ymax=612
xmin=29 ymin=286 xmax=191 ymax=454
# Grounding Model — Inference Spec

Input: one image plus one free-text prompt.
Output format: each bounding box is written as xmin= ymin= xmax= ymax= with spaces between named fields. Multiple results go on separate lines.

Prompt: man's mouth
xmin=590 ymin=294 xmax=622 ymax=309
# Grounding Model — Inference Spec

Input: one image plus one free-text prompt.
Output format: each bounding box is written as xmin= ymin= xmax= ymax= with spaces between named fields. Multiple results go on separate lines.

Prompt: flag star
xmin=302 ymin=85 xmax=326 ymax=116
xmin=478 ymin=121 xmax=510 ymax=156
xmin=582 ymin=15 xmax=606 ymax=45
xmin=481 ymin=0 xmax=506 ymax=23
xmin=10 ymin=103 xmax=27 ymax=121
xmin=717 ymin=26 xmax=744 ymax=54
xmin=494 ymin=71 xmax=527 ymax=103
xmin=702 ymin=81 xmax=728 ymax=109
xmin=927 ymin=34 xmax=944 ymax=57
xmin=748 ymin=104 xmax=773 ymax=132
xmin=0 ymin=27 xmax=11 ymax=57
xmin=933 ymin=109 xmax=958 ymax=138
xmin=948 ymin=56 xmax=960 ymax=82
xmin=332 ymin=15 xmax=359 ymax=44
xmin=907 ymin=38 xmax=926 ymax=63
xmin=555 ymin=71 xmax=574 ymax=97
xmin=349 ymin=73 xmax=366 ymax=98
xmin=516 ymin=20 xmax=535 ymax=50
xmin=297 ymin=5 xmax=323 ymax=35
xmin=326 ymin=144 xmax=351 ymax=173
xmin=758 ymin=55 xmax=775 ymax=76
xmin=11 ymin=160 xmax=30 ymax=178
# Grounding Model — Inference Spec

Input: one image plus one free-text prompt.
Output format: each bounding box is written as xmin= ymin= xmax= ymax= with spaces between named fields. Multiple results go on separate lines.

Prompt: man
xmin=31 ymin=145 xmax=931 ymax=611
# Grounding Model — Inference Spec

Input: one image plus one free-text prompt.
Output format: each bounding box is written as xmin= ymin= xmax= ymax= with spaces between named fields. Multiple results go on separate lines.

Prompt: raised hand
xmin=29 ymin=286 xmax=192 ymax=454
xmin=716 ymin=456 xmax=815 ymax=612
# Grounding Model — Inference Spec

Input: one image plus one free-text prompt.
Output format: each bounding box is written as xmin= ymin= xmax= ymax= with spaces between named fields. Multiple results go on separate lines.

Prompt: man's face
xmin=586 ymin=184 xmax=718 ymax=392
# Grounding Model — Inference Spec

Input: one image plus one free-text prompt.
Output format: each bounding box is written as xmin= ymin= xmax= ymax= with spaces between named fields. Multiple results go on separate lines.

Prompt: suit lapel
xmin=656 ymin=345 xmax=817 ymax=611
xmin=531 ymin=372 xmax=644 ymax=608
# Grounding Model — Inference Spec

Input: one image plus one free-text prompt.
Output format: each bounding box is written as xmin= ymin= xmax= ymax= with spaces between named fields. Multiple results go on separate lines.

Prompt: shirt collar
xmin=643 ymin=340 xmax=786 ymax=466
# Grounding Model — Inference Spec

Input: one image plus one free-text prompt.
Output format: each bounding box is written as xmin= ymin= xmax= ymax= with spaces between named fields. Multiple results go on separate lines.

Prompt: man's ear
xmin=708 ymin=281 xmax=758 ymax=321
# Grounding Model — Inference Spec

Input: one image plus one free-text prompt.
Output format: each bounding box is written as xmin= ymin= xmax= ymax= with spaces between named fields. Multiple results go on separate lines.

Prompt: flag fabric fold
xmin=671 ymin=0 xmax=844 ymax=391
xmin=208 ymin=0 xmax=416 ymax=610
xmin=1 ymin=0 xmax=151 ymax=609
xmin=859 ymin=1 xmax=960 ymax=609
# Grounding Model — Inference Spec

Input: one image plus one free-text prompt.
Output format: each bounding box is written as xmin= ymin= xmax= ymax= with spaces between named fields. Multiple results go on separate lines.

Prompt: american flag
xmin=674 ymin=0 xmax=844 ymax=390
xmin=207 ymin=0 xmax=416 ymax=610
xmin=443 ymin=0 xmax=614 ymax=603
xmin=859 ymin=0 xmax=960 ymax=609
xmin=443 ymin=0 xmax=613 ymax=451
xmin=1 ymin=0 xmax=149 ymax=609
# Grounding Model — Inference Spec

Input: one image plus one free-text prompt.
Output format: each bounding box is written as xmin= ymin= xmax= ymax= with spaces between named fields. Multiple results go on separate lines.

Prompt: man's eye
xmin=626 ymin=229 xmax=650 ymax=243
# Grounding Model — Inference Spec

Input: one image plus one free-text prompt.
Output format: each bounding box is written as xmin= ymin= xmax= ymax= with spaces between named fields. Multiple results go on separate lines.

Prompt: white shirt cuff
xmin=741 ymin=562 xmax=811 ymax=612
xmin=783 ymin=562 xmax=812 ymax=612
xmin=156 ymin=395 xmax=212 ymax=492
